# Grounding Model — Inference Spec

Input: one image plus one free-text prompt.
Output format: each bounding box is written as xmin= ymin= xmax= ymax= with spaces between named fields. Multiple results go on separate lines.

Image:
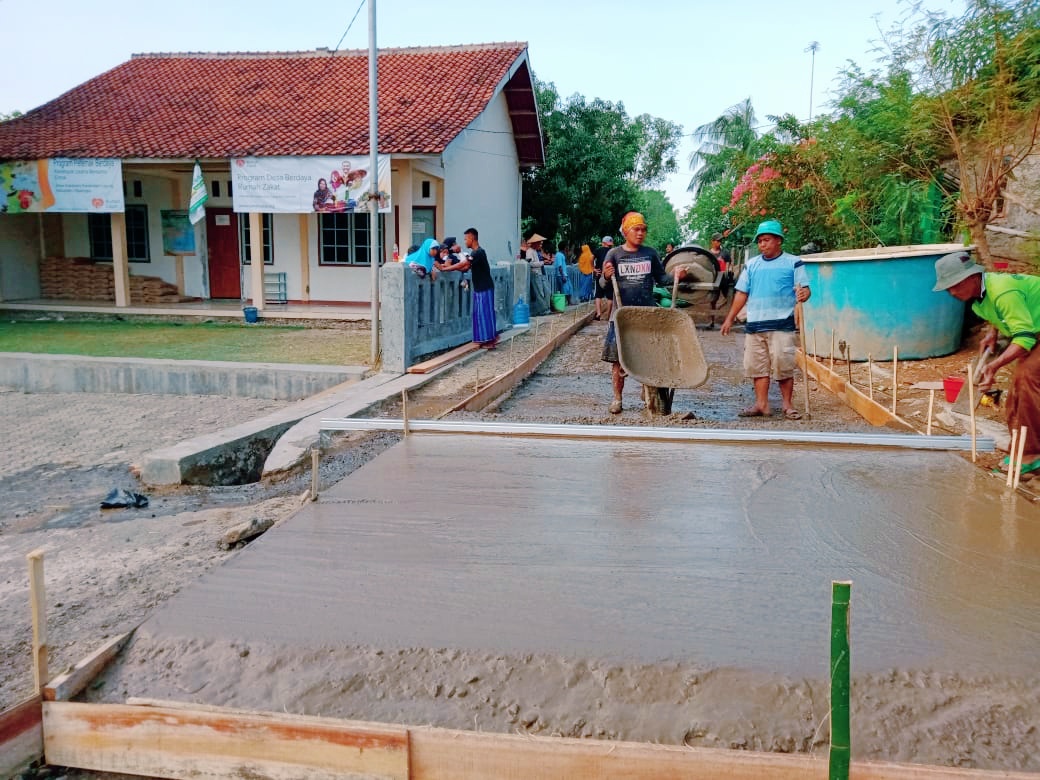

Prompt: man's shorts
xmin=743 ymin=330 xmax=798 ymax=380
xmin=594 ymin=274 xmax=611 ymax=300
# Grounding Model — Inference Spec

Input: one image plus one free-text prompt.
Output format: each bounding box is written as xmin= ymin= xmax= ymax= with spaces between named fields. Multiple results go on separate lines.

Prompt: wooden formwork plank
xmin=409 ymin=726 xmax=1038 ymax=780
xmin=44 ymin=631 xmax=133 ymax=702
xmin=451 ymin=310 xmax=594 ymax=413
xmin=43 ymin=701 xmax=408 ymax=780
xmin=410 ymin=726 xmax=822 ymax=779
xmin=407 ymin=342 xmax=480 ymax=374
xmin=0 ymin=694 xmax=43 ymax=779
xmin=799 ymin=351 xmax=912 ymax=430
xmin=39 ymin=701 xmax=1040 ymax=780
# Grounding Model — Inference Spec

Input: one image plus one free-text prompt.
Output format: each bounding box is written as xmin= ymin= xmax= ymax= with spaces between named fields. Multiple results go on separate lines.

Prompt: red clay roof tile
xmin=0 ymin=43 xmax=542 ymax=165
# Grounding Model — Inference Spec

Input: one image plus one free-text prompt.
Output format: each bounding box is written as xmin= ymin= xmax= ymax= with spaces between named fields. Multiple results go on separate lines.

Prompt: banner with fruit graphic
xmin=1 ymin=158 xmax=124 ymax=213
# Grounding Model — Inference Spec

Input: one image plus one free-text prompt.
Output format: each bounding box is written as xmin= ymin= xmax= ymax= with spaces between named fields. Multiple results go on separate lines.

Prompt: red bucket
xmin=943 ymin=375 xmax=965 ymax=403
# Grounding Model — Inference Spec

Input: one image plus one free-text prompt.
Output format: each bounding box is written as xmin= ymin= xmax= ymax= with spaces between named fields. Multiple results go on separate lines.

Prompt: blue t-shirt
xmin=735 ymin=250 xmax=808 ymax=333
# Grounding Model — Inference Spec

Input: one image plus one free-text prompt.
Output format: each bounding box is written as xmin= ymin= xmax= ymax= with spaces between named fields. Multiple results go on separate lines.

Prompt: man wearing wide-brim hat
xmin=934 ymin=250 xmax=1040 ymax=473
xmin=525 ymin=233 xmax=551 ymax=316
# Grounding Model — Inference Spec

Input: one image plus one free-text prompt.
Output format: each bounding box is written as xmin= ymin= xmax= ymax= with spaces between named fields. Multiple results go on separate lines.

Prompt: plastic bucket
xmin=551 ymin=292 xmax=567 ymax=313
xmin=243 ymin=306 xmax=259 ymax=323
xmin=943 ymin=375 xmax=965 ymax=403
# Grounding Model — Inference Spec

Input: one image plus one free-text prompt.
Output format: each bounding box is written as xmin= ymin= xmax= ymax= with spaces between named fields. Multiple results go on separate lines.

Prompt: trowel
xmin=951 ymin=347 xmax=992 ymax=414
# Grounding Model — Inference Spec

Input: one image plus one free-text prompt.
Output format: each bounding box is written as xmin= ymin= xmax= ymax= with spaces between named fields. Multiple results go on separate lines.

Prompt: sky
xmin=1 ymin=0 xmax=965 ymax=212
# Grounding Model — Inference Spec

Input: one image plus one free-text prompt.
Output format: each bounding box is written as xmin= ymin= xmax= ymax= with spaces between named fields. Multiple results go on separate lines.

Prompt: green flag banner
xmin=188 ymin=162 xmax=208 ymax=225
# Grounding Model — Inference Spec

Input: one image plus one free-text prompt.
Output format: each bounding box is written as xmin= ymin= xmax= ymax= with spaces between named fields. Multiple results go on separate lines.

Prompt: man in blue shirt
xmin=721 ymin=219 xmax=811 ymax=420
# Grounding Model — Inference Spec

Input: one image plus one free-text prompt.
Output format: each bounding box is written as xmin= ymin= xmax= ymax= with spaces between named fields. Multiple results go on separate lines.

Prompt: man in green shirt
xmin=933 ymin=251 xmax=1040 ymax=470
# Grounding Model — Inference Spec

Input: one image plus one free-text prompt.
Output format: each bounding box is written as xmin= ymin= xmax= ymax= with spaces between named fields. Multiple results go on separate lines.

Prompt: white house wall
xmin=0 ymin=214 xmax=42 ymax=299
xmin=442 ymin=91 xmax=522 ymax=264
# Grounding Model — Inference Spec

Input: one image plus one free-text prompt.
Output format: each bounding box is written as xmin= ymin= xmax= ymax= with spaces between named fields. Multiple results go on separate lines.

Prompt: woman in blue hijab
xmin=405 ymin=238 xmax=440 ymax=278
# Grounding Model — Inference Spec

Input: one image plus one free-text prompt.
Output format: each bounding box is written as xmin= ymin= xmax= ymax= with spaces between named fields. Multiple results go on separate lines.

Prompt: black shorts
xmin=593 ymin=275 xmax=611 ymax=300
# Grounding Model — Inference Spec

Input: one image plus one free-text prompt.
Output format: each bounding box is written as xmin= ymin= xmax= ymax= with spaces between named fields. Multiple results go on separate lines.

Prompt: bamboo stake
xmin=813 ymin=328 xmax=818 ymax=359
xmin=830 ymin=330 xmax=835 ymax=372
xmin=891 ymin=346 xmax=898 ymax=414
xmin=401 ymin=389 xmax=410 ymax=436
xmin=967 ymin=363 xmax=976 ymax=462
xmin=926 ymin=389 xmax=935 ymax=436
xmin=846 ymin=344 xmax=853 ymax=385
xmin=1014 ymin=426 xmax=1028 ymax=490
xmin=796 ymin=294 xmax=811 ymax=420
xmin=27 ymin=548 xmax=47 ymax=693
xmin=829 ymin=580 xmax=852 ymax=780
xmin=310 ymin=449 xmax=319 ymax=501
xmin=867 ymin=353 xmax=874 ymax=400
xmin=1006 ymin=428 xmax=1019 ymax=488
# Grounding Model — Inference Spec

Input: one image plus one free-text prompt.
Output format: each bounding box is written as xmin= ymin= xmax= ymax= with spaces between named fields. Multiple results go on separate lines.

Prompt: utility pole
xmin=804 ymin=41 xmax=820 ymax=121
xmin=369 ymin=0 xmax=380 ymax=364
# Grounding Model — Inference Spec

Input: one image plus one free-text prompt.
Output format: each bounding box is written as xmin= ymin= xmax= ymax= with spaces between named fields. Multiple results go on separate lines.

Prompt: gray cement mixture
xmin=4 ymin=313 xmax=1040 ymax=773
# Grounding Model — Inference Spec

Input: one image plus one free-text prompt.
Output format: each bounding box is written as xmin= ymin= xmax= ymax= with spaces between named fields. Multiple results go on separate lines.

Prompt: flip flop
xmin=783 ymin=408 xmax=803 ymax=421
xmin=995 ymin=456 xmax=1040 ymax=475
xmin=738 ymin=407 xmax=767 ymax=418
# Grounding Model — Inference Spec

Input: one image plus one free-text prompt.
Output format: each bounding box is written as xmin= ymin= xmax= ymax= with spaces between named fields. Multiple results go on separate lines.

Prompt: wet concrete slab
xmin=141 ymin=434 xmax=1040 ymax=677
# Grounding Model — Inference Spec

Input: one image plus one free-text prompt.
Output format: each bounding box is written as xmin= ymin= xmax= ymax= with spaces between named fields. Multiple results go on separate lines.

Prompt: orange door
xmin=206 ymin=208 xmax=241 ymax=299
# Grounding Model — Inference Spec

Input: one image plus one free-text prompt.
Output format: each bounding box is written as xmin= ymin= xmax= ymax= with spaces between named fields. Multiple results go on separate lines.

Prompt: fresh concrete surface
xmin=0 ymin=353 xmax=366 ymax=401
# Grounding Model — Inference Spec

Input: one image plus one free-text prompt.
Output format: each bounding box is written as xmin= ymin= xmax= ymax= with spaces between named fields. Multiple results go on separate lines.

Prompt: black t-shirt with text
xmin=604 ymin=245 xmax=671 ymax=308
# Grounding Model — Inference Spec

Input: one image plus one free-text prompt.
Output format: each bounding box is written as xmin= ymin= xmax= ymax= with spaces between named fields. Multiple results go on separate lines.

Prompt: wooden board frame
xmin=38 ymin=700 xmax=1040 ymax=780
xmin=799 ymin=350 xmax=914 ymax=430
xmin=0 ymin=694 xmax=44 ymax=779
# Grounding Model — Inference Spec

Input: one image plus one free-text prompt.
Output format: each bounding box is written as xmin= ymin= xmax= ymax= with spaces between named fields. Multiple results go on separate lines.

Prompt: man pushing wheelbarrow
xmin=601 ymin=211 xmax=708 ymax=415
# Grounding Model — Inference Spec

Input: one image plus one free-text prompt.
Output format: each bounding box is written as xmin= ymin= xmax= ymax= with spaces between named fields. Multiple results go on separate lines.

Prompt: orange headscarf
xmin=620 ymin=211 xmax=647 ymax=236
xmin=577 ymin=244 xmax=594 ymax=274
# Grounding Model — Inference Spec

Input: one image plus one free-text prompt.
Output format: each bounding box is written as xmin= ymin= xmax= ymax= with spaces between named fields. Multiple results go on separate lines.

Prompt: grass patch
xmin=0 ymin=320 xmax=372 ymax=365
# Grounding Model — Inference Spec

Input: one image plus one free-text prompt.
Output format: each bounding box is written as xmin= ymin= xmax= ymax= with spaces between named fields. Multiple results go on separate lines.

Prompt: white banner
xmin=1 ymin=158 xmax=125 ymax=213
xmin=230 ymin=155 xmax=391 ymax=214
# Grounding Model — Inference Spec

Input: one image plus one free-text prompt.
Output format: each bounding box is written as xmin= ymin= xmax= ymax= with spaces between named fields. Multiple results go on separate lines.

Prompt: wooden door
xmin=206 ymin=208 xmax=241 ymax=299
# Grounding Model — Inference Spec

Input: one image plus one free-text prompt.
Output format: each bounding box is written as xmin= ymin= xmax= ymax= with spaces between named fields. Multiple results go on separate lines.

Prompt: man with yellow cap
xmin=601 ymin=211 xmax=688 ymax=414
xmin=720 ymin=219 xmax=811 ymax=420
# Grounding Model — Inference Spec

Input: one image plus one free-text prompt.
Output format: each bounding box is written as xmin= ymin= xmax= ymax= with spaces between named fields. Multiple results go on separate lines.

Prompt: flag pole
xmin=368 ymin=0 xmax=380 ymax=365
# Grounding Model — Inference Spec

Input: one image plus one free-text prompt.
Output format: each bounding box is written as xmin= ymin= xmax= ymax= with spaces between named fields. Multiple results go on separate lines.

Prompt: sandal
xmin=738 ymin=407 xmax=767 ymax=417
xmin=995 ymin=455 xmax=1040 ymax=475
xmin=783 ymin=408 xmax=803 ymax=421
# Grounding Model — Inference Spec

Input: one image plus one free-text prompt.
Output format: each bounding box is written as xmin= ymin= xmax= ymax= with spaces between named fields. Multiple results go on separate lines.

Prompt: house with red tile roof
xmin=0 ymin=43 xmax=542 ymax=309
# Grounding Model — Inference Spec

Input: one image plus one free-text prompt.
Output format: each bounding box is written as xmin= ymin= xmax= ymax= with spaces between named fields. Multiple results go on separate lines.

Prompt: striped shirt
xmin=735 ymin=251 xmax=808 ymax=333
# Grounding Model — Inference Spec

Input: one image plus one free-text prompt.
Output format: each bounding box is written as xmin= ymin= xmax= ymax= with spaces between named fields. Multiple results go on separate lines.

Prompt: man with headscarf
xmin=933 ymin=251 xmax=1040 ymax=475
xmin=600 ymin=211 xmax=688 ymax=415
xmin=720 ymin=219 xmax=810 ymax=420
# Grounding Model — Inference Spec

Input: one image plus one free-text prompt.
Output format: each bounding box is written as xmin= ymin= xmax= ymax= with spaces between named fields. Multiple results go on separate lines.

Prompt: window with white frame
xmin=319 ymin=212 xmax=386 ymax=265
xmin=87 ymin=205 xmax=150 ymax=262
xmin=239 ymin=213 xmax=273 ymax=265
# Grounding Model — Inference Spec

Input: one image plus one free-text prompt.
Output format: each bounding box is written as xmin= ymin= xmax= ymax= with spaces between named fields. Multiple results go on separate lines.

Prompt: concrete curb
xmin=0 ymin=353 xmax=366 ymax=401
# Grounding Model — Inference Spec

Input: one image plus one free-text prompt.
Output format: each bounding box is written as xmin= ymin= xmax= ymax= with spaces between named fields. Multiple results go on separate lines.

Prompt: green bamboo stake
xmin=829 ymin=580 xmax=852 ymax=780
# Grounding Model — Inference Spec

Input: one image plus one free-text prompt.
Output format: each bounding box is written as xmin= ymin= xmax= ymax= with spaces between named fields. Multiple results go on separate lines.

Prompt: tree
xmin=0 ymin=111 xmax=23 ymax=122
xmin=687 ymin=98 xmax=761 ymax=198
xmin=899 ymin=0 xmax=1040 ymax=260
xmin=523 ymin=80 xmax=684 ymax=249
xmin=633 ymin=189 xmax=681 ymax=251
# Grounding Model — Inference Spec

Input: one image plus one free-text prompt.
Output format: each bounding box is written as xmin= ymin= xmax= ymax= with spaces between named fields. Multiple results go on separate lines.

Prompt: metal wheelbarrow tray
xmin=611 ymin=272 xmax=709 ymax=390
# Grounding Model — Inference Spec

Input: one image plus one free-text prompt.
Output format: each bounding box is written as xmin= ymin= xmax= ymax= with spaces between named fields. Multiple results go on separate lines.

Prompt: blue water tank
xmin=513 ymin=296 xmax=530 ymax=326
xmin=800 ymin=243 xmax=972 ymax=360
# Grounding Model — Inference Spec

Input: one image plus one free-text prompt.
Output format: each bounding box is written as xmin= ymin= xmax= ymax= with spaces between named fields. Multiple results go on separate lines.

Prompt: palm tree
xmin=687 ymin=98 xmax=760 ymax=197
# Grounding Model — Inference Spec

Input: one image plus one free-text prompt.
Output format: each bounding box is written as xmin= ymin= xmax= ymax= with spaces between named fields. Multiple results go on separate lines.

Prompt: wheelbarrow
xmin=611 ymin=274 xmax=709 ymax=413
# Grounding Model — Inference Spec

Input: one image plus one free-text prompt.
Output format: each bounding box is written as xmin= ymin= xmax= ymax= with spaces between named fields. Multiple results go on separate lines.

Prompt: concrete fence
xmin=381 ymin=260 xmax=523 ymax=373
